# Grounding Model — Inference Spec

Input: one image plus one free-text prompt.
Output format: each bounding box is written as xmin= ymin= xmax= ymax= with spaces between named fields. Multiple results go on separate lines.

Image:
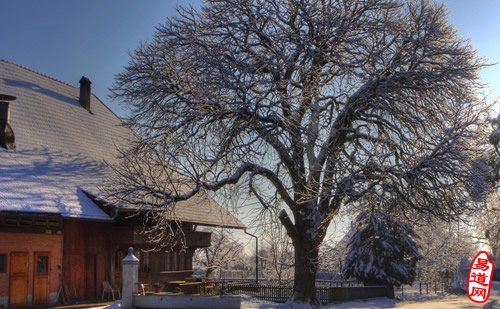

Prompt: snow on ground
xmin=395 ymin=291 xmax=448 ymax=302
xmin=240 ymin=294 xmax=487 ymax=308
xmin=242 ymin=281 xmax=500 ymax=308
xmin=99 ymin=282 xmax=500 ymax=308
xmin=396 ymin=295 xmax=484 ymax=308
xmin=98 ymin=294 xmax=492 ymax=309
xmin=241 ymin=296 xmax=395 ymax=309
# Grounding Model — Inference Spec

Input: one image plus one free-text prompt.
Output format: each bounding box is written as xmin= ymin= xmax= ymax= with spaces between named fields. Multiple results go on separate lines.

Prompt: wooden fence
xmin=209 ymin=278 xmax=359 ymax=287
xmin=219 ymin=283 xmax=328 ymax=304
xmin=395 ymin=281 xmax=448 ymax=298
xmin=208 ymin=281 xmax=390 ymax=305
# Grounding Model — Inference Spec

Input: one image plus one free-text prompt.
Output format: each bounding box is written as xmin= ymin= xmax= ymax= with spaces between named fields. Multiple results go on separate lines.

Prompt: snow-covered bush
xmin=343 ymin=210 xmax=422 ymax=286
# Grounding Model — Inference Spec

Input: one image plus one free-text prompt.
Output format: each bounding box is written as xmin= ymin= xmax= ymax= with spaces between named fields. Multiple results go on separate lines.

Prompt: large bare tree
xmin=111 ymin=0 xmax=490 ymax=305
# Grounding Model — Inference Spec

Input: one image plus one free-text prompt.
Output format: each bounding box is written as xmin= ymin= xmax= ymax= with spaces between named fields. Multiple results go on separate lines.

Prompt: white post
xmin=122 ymin=247 xmax=139 ymax=309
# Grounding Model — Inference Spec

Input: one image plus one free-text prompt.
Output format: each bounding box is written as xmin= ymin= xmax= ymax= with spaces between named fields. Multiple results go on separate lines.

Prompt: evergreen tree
xmin=344 ymin=210 xmax=422 ymax=286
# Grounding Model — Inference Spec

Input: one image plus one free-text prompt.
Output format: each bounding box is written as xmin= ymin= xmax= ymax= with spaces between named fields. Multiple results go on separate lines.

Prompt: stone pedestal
xmin=122 ymin=247 xmax=139 ymax=309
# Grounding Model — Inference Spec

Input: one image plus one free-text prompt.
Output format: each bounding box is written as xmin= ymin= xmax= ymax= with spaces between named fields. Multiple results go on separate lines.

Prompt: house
xmin=0 ymin=60 xmax=244 ymax=307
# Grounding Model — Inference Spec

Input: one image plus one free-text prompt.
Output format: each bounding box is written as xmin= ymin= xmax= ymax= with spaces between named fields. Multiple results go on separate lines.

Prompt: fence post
xmin=121 ymin=247 xmax=139 ymax=309
xmin=426 ymin=282 xmax=429 ymax=294
xmin=419 ymin=282 xmax=422 ymax=295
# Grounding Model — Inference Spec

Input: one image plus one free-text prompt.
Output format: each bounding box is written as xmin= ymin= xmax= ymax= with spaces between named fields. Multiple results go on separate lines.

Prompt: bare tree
xmin=489 ymin=114 xmax=500 ymax=186
xmin=111 ymin=0 xmax=490 ymax=304
xmin=194 ymin=228 xmax=244 ymax=278
xmin=481 ymin=192 xmax=500 ymax=261
xmin=257 ymin=212 xmax=295 ymax=284
xmin=415 ymin=219 xmax=475 ymax=284
xmin=471 ymin=114 xmax=500 ymax=262
xmin=490 ymin=114 xmax=500 ymax=159
xmin=320 ymin=238 xmax=349 ymax=279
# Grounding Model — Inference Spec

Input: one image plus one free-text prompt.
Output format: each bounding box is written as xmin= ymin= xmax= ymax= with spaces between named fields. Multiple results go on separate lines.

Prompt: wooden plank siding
xmin=62 ymin=220 xmax=111 ymax=300
xmin=60 ymin=221 xmax=211 ymax=300
xmin=0 ymin=232 xmax=62 ymax=307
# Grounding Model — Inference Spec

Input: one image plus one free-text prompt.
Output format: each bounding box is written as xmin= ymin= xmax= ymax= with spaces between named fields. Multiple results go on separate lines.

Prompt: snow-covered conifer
xmin=343 ymin=210 xmax=421 ymax=286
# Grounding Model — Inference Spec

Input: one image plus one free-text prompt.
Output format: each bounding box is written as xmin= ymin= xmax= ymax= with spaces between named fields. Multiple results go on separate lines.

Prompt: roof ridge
xmin=0 ymin=59 xmax=78 ymax=90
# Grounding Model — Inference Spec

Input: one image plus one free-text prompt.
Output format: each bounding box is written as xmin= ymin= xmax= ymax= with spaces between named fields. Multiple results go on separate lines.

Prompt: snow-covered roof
xmin=0 ymin=59 xmax=244 ymax=228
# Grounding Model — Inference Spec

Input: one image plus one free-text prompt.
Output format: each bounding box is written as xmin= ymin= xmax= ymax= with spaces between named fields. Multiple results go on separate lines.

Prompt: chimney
xmin=79 ymin=76 xmax=92 ymax=112
xmin=0 ymin=94 xmax=16 ymax=149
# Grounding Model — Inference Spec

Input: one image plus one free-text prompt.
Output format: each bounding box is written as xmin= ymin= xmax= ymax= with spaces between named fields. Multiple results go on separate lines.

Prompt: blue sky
xmin=0 ymin=0 xmax=499 ymax=116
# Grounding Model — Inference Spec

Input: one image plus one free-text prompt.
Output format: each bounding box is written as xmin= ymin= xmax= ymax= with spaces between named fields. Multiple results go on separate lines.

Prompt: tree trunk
xmin=291 ymin=237 xmax=320 ymax=306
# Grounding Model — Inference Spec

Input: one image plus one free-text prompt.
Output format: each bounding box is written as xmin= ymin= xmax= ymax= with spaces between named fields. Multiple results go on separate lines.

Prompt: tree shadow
xmin=0 ymin=148 xmax=109 ymax=218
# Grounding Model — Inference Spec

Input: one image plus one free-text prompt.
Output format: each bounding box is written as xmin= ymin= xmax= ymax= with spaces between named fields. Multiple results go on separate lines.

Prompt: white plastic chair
xmin=102 ymin=281 xmax=121 ymax=300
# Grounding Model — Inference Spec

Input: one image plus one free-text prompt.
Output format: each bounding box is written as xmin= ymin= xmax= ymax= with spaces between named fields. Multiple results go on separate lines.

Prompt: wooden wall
xmin=0 ymin=232 xmax=62 ymax=306
xmin=62 ymin=220 xmax=111 ymax=300
xmin=62 ymin=221 xmax=212 ymax=299
xmin=109 ymin=226 xmax=134 ymax=288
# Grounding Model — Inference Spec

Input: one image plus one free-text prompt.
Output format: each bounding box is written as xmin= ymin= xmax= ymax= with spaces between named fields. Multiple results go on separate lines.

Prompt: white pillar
xmin=122 ymin=247 xmax=139 ymax=309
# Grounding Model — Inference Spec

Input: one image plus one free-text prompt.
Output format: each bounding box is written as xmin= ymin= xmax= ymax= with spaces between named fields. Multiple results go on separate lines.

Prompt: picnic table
xmin=164 ymin=280 xmax=203 ymax=294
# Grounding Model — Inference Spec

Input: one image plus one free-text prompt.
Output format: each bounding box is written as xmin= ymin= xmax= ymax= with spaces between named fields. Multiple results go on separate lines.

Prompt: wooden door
xmin=33 ymin=252 xmax=50 ymax=305
xmin=85 ymin=254 xmax=97 ymax=299
xmin=66 ymin=254 xmax=85 ymax=300
xmin=8 ymin=252 xmax=28 ymax=307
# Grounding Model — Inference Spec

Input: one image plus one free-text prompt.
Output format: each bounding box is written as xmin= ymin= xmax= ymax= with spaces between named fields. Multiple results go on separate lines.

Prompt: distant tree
xmin=472 ymin=114 xmax=500 ymax=261
xmin=343 ymin=210 xmax=422 ymax=286
xmin=194 ymin=228 xmax=244 ymax=278
xmin=111 ymin=0 xmax=489 ymax=305
xmin=258 ymin=214 xmax=295 ymax=284
xmin=489 ymin=114 xmax=500 ymax=161
xmin=319 ymin=233 xmax=352 ymax=279
xmin=415 ymin=219 xmax=475 ymax=283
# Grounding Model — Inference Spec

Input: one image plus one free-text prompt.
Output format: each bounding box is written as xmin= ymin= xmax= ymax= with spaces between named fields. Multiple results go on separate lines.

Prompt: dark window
xmin=36 ymin=256 xmax=48 ymax=274
xmin=0 ymin=254 xmax=6 ymax=273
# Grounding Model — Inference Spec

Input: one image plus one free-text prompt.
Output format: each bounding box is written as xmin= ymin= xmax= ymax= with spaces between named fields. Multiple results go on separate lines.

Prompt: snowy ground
xmin=240 ymin=295 xmax=487 ymax=309
xmin=240 ymin=296 xmax=397 ymax=308
xmin=241 ymin=282 xmax=500 ymax=308
xmin=98 ymin=282 xmax=500 ymax=308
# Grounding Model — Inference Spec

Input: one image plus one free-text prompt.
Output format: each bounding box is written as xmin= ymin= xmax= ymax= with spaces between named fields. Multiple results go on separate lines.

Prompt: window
xmin=36 ymin=256 xmax=48 ymax=275
xmin=0 ymin=254 xmax=7 ymax=273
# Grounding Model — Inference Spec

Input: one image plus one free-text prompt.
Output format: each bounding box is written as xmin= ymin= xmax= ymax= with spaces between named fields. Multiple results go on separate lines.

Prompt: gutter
xmin=244 ymin=228 xmax=259 ymax=284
